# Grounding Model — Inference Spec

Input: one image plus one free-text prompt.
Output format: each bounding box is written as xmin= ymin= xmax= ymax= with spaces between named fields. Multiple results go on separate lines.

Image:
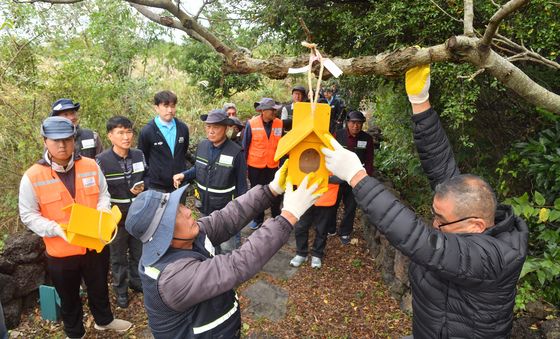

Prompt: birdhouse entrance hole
xmin=299 ymin=148 xmax=320 ymax=173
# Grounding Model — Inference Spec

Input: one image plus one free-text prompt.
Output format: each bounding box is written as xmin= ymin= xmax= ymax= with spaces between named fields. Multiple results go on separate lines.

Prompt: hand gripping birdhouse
xmin=274 ymin=101 xmax=333 ymax=191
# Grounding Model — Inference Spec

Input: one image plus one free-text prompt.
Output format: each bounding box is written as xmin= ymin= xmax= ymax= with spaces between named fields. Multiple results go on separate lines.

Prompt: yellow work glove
xmin=269 ymin=160 xmax=289 ymax=195
xmin=405 ymin=64 xmax=431 ymax=104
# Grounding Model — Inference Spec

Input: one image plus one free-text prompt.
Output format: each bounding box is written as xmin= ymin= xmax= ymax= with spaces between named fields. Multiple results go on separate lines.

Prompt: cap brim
xmin=44 ymin=132 xmax=75 ymax=140
xmin=256 ymin=104 xmax=282 ymax=111
xmin=141 ymin=185 xmax=189 ymax=266
xmin=52 ymin=103 xmax=80 ymax=113
xmin=201 ymin=117 xmax=234 ymax=125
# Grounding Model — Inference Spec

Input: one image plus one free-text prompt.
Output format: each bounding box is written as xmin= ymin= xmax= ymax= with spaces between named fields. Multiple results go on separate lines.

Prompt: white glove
xmin=52 ymin=224 xmax=68 ymax=242
xmin=321 ymin=136 xmax=365 ymax=183
xmin=281 ymin=174 xmax=322 ymax=220
xmin=269 ymin=160 xmax=289 ymax=195
xmin=405 ymin=64 xmax=431 ymax=104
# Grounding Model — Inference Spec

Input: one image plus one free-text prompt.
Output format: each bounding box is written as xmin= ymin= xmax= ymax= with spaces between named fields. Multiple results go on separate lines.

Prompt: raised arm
xmin=406 ymin=65 xmax=460 ymax=189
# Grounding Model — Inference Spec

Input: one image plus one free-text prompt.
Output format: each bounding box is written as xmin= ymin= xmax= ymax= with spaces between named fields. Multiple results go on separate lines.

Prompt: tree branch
xmin=13 ymin=0 xmax=83 ymax=3
xmin=14 ymin=0 xmax=560 ymax=113
xmin=480 ymin=0 xmax=528 ymax=49
xmin=463 ymin=0 xmax=474 ymax=36
xmin=129 ymin=3 xmax=209 ymax=46
xmin=127 ymin=0 xmax=234 ymax=57
xmin=428 ymin=0 xmax=462 ymax=22
xmin=494 ymin=33 xmax=560 ymax=70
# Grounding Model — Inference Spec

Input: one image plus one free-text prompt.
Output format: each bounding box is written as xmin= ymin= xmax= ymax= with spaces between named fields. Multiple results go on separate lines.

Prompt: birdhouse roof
xmin=274 ymin=102 xmax=332 ymax=161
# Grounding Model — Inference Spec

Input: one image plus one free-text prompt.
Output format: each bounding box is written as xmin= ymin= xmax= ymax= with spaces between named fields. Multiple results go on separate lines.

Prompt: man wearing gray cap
xmin=172 ymin=109 xmax=247 ymax=253
xmin=242 ymin=98 xmax=283 ymax=230
xmin=127 ymin=163 xmax=321 ymax=338
xmin=223 ymin=102 xmax=237 ymax=117
xmin=50 ymin=98 xmax=104 ymax=159
xmin=19 ymin=117 xmax=131 ymax=338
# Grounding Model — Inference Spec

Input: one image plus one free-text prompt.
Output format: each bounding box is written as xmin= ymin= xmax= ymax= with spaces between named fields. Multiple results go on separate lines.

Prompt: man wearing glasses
xmin=321 ymin=65 xmax=528 ymax=338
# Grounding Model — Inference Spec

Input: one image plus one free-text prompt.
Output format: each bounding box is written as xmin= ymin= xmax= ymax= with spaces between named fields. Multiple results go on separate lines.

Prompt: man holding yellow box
xmin=19 ymin=116 xmax=131 ymax=339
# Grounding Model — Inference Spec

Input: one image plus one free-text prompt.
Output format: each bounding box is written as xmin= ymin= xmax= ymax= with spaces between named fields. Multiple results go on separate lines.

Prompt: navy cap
xmin=229 ymin=116 xmax=245 ymax=129
xmin=253 ymin=98 xmax=282 ymax=111
xmin=200 ymin=109 xmax=234 ymax=125
xmin=50 ymin=98 xmax=80 ymax=116
xmin=125 ymin=185 xmax=191 ymax=266
xmin=346 ymin=110 xmax=366 ymax=122
xmin=40 ymin=117 xmax=76 ymax=139
xmin=292 ymin=85 xmax=307 ymax=96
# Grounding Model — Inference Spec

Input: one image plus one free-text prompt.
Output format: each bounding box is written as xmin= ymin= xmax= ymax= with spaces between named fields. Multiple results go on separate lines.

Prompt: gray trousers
xmin=109 ymin=226 xmax=142 ymax=295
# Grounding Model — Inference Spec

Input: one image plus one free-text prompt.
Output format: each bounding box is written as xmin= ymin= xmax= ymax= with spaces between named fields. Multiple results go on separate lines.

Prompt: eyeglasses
xmin=431 ymin=206 xmax=479 ymax=229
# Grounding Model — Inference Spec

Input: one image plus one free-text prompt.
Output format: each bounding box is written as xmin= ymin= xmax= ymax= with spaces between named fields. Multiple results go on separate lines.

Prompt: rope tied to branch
xmin=301 ymin=41 xmax=325 ymax=118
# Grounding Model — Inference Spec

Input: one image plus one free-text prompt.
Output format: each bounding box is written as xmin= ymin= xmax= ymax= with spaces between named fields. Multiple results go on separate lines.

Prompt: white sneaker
xmin=94 ymin=318 xmax=132 ymax=332
xmin=290 ymin=255 xmax=307 ymax=267
xmin=311 ymin=256 xmax=322 ymax=269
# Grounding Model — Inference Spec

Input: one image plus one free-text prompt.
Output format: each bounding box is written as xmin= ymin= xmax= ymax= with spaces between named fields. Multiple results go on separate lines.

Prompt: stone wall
xmin=362 ymin=216 xmax=412 ymax=314
xmin=0 ymin=231 xmax=47 ymax=329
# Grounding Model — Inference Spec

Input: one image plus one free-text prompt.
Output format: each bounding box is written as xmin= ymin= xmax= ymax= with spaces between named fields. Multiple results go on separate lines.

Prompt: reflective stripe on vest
xmin=110 ymin=197 xmax=135 ymax=204
xmin=247 ymin=116 xmax=282 ymax=168
xmin=314 ymin=183 xmax=339 ymax=207
xmin=26 ymin=158 xmax=100 ymax=257
xmin=193 ymin=296 xmax=239 ymax=335
xmin=195 ymin=181 xmax=236 ymax=194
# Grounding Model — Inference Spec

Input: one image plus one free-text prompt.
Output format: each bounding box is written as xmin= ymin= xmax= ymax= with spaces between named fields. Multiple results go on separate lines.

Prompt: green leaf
xmin=534 ymin=191 xmax=546 ymax=206
xmin=549 ymin=210 xmax=560 ymax=222
xmin=520 ymin=260 xmax=536 ymax=278
xmin=554 ymin=197 xmax=560 ymax=210
xmin=523 ymin=204 xmax=534 ymax=218
xmin=537 ymin=270 xmax=546 ymax=285
xmin=539 ymin=208 xmax=550 ymax=222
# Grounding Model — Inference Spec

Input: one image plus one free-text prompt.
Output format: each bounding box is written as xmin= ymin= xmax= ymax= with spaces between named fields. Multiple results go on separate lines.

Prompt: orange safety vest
xmin=25 ymin=158 xmax=100 ymax=258
xmin=247 ymin=116 xmax=283 ymax=168
xmin=315 ymin=183 xmax=339 ymax=207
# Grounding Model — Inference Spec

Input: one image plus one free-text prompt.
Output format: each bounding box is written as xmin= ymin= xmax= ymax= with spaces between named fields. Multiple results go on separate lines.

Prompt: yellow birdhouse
xmin=274 ymin=102 xmax=333 ymax=191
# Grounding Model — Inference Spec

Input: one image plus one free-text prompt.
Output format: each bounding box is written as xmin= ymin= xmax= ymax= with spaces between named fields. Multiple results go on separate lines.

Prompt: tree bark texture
xmin=14 ymin=0 xmax=560 ymax=113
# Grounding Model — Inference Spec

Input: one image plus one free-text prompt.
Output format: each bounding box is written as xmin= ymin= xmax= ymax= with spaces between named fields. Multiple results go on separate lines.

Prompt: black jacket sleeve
xmin=412 ymin=108 xmax=460 ymax=189
xmin=353 ymin=176 xmax=522 ymax=287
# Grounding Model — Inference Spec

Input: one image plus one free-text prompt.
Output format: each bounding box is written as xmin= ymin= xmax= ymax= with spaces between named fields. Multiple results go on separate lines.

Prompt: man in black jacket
xmin=138 ymin=90 xmax=190 ymax=193
xmin=322 ymin=65 xmax=528 ymax=338
xmin=172 ymin=109 xmax=248 ymax=254
xmin=96 ymin=116 xmax=148 ymax=308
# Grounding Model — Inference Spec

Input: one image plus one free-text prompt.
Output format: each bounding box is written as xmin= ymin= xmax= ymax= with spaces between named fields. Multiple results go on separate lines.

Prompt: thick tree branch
xmin=129 ymin=3 xmax=209 ymax=46
xmin=127 ymin=0 xmax=234 ymax=57
xmin=448 ymin=36 xmax=560 ymax=113
xmin=480 ymin=0 xmax=528 ymax=49
xmin=463 ymin=0 xmax=474 ymax=36
xmin=14 ymin=0 xmax=560 ymax=113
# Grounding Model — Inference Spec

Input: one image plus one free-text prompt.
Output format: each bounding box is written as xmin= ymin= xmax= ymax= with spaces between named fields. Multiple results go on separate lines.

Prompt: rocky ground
xmin=11 ymin=212 xmax=412 ymax=338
